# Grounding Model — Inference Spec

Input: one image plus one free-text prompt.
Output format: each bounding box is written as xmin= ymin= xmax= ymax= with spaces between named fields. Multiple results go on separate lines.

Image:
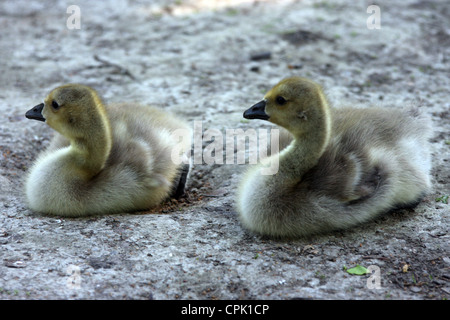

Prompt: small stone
xmin=409 ymin=286 xmax=421 ymax=293
xmin=5 ymin=260 xmax=26 ymax=268
xmin=250 ymin=52 xmax=271 ymax=61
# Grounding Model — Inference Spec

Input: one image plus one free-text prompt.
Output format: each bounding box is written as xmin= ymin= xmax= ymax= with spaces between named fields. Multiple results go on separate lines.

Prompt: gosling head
xmin=243 ymin=77 xmax=329 ymax=136
xmin=25 ymin=84 xmax=109 ymax=139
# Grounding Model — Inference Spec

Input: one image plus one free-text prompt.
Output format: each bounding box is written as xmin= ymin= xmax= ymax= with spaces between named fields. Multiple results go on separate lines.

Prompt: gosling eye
xmin=51 ymin=100 xmax=60 ymax=110
xmin=275 ymin=96 xmax=287 ymax=105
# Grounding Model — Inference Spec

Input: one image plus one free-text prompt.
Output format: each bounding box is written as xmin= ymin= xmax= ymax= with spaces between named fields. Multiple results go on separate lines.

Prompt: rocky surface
xmin=0 ymin=0 xmax=448 ymax=300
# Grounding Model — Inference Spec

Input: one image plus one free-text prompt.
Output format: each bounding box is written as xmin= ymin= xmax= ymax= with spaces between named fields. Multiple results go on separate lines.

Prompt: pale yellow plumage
xmin=237 ymin=77 xmax=432 ymax=238
xmin=25 ymin=84 xmax=191 ymax=216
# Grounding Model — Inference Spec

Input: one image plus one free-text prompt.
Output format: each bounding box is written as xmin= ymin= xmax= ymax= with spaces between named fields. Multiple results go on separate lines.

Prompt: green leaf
xmin=346 ymin=265 xmax=369 ymax=275
xmin=435 ymin=195 xmax=449 ymax=204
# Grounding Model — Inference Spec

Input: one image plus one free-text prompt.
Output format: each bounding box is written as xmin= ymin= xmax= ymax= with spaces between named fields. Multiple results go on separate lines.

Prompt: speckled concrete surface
xmin=0 ymin=0 xmax=448 ymax=299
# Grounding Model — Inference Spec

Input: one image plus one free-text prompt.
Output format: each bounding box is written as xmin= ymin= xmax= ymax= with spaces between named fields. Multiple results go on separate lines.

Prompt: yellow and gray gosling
xmin=237 ymin=77 xmax=432 ymax=238
xmin=25 ymin=84 xmax=191 ymax=216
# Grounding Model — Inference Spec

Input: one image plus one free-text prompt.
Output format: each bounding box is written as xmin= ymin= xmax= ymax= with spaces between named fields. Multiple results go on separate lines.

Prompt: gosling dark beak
xmin=243 ymin=100 xmax=269 ymax=120
xmin=25 ymin=103 xmax=45 ymax=122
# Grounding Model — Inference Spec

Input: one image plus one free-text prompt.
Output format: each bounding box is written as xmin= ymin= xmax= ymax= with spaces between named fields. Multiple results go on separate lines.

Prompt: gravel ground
xmin=0 ymin=0 xmax=449 ymax=300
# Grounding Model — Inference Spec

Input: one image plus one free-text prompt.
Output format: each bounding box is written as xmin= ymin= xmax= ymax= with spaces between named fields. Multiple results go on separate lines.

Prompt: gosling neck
xmin=67 ymin=111 xmax=112 ymax=180
xmin=277 ymin=99 xmax=331 ymax=185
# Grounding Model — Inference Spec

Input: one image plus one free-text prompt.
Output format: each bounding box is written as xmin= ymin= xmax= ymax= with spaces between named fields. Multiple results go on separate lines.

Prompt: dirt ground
xmin=0 ymin=0 xmax=449 ymax=300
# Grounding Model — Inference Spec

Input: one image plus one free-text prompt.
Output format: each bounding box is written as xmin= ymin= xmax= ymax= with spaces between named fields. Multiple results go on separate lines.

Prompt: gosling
xmin=25 ymin=84 xmax=191 ymax=216
xmin=237 ymin=77 xmax=432 ymax=238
